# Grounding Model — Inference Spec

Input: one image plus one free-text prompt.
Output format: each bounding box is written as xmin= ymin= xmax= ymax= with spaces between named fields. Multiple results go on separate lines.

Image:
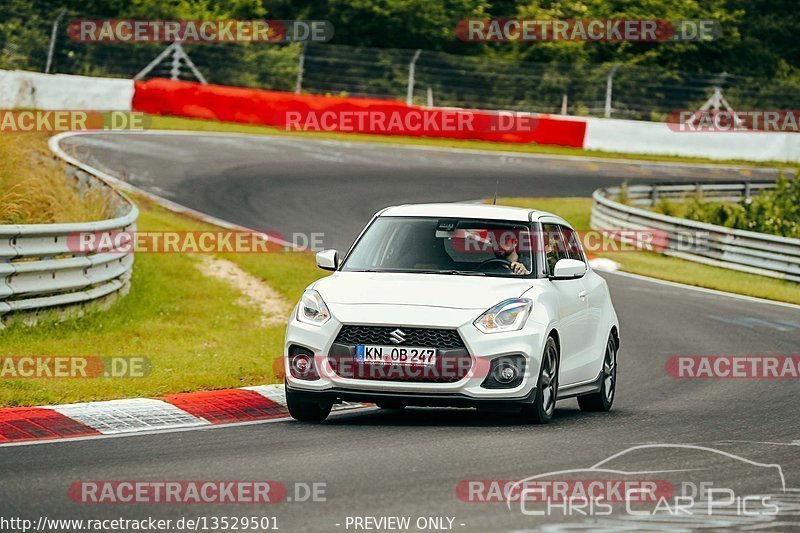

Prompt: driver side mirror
xmin=316 ymin=249 xmax=339 ymax=271
xmin=550 ymin=258 xmax=586 ymax=280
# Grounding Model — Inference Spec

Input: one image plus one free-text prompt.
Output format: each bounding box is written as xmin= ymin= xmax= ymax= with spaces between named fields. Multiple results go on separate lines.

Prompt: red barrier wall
xmin=133 ymin=78 xmax=587 ymax=147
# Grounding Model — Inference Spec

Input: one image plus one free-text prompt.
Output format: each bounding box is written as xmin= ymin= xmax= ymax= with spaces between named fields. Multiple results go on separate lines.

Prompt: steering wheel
xmin=476 ymin=257 xmax=513 ymax=271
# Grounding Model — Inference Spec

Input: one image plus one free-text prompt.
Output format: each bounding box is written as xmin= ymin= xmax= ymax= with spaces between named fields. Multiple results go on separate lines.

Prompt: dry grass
xmin=0 ymin=133 xmax=112 ymax=224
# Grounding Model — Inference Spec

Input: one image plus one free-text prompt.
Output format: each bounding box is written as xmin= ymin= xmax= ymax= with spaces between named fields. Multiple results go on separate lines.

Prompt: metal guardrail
xmin=591 ymin=181 xmax=800 ymax=283
xmin=0 ymin=165 xmax=138 ymax=321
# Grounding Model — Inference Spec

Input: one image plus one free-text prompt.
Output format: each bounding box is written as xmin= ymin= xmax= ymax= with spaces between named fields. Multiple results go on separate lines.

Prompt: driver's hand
xmin=510 ymin=261 xmax=529 ymax=275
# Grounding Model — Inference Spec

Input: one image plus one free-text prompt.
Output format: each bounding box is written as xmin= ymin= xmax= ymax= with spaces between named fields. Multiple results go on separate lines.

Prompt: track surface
xmin=59 ymin=133 xmax=780 ymax=251
xmin=2 ymin=133 xmax=798 ymax=531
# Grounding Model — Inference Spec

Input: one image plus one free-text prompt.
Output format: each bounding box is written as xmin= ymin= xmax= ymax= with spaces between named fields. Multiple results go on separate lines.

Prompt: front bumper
xmin=285 ymin=384 xmax=538 ymax=408
xmin=284 ymin=303 xmax=547 ymax=403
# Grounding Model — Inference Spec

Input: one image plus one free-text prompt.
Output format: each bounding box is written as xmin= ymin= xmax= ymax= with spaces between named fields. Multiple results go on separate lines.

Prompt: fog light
xmin=481 ymin=355 xmax=526 ymax=389
xmin=294 ymin=355 xmax=311 ymax=373
xmin=289 ymin=346 xmax=319 ymax=380
xmin=494 ymin=363 xmax=518 ymax=384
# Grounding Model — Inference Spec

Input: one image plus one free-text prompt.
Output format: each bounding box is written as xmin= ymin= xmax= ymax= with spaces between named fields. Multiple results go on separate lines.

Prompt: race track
xmin=2 ymin=132 xmax=798 ymax=531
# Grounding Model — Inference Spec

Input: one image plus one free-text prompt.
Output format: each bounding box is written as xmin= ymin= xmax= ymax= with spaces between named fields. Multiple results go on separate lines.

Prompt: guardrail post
xmin=650 ymin=184 xmax=659 ymax=205
xmin=744 ymin=181 xmax=751 ymax=201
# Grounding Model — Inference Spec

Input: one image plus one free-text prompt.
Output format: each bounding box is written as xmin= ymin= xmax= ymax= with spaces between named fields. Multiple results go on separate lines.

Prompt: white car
xmin=284 ymin=203 xmax=619 ymax=424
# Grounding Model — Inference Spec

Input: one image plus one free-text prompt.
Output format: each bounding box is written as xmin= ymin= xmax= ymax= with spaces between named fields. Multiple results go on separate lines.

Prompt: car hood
xmin=312 ymin=272 xmax=533 ymax=310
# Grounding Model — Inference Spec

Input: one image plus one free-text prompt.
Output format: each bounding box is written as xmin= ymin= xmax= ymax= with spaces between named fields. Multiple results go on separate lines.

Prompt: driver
xmin=495 ymin=234 xmax=530 ymax=275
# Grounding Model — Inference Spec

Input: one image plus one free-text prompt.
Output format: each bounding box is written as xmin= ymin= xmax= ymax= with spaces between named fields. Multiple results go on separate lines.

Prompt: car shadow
xmin=325 ymin=404 xmax=627 ymax=428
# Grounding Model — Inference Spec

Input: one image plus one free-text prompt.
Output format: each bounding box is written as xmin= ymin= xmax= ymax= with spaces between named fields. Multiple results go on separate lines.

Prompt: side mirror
xmin=316 ymin=249 xmax=339 ymax=271
xmin=550 ymin=258 xmax=586 ymax=280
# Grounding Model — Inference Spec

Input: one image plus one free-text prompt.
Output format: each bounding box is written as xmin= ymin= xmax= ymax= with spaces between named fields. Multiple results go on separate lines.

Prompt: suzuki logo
xmin=389 ymin=328 xmax=406 ymax=344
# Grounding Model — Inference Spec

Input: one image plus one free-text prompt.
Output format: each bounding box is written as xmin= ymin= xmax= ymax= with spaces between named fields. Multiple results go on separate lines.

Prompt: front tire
xmin=286 ymin=387 xmax=332 ymax=422
xmin=520 ymin=336 xmax=559 ymax=424
xmin=578 ymin=334 xmax=617 ymax=412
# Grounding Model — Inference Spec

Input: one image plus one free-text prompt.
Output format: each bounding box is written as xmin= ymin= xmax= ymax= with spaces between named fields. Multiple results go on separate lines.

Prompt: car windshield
xmin=342 ymin=216 xmax=536 ymax=277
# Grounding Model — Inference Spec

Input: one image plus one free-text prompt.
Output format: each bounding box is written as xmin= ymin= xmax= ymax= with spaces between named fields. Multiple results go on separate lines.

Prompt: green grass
xmin=0 ymin=198 xmax=326 ymax=407
xmin=146 ymin=115 xmax=784 ymax=168
xmin=500 ymin=197 xmax=800 ymax=305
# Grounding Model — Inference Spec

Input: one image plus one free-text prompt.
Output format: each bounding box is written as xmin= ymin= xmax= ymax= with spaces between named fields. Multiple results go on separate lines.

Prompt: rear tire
xmin=520 ymin=336 xmax=559 ymax=424
xmin=578 ymin=334 xmax=617 ymax=412
xmin=286 ymin=387 xmax=332 ymax=422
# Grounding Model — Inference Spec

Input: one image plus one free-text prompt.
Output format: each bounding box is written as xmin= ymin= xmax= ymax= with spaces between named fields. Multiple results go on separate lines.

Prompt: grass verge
xmin=146 ymin=115 xmax=783 ymax=168
xmin=500 ymin=197 xmax=800 ymax=305
xmin=0 ymin=195 xmax=325 ymax=407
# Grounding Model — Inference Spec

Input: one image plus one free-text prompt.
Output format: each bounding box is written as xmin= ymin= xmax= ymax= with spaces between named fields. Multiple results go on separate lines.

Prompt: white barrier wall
xmin=2 ymin=69 xmax=797 ymax=163
xmin=583 ymin=116 xmax=800 ymax=163
xmin=0 ymin=70 xmax=134 ymax=111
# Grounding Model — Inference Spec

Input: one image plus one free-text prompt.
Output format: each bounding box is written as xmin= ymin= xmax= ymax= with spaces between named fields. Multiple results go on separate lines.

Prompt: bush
xmin=683 ymin=174 xmax=800 ymax=238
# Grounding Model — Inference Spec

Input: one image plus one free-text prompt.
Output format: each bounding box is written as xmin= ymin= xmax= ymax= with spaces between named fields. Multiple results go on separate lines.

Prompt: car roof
xmin=378 ymin=203 xmax=568 ymax=225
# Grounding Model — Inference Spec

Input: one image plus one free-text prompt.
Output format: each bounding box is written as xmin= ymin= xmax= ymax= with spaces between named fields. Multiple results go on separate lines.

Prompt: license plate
xmin=356 ymin=345 xmax=437 ymax=365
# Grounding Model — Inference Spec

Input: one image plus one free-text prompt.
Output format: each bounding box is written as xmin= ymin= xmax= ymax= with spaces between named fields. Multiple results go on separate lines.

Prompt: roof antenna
xmin=492 ymin=174 xmax=500 ymax=205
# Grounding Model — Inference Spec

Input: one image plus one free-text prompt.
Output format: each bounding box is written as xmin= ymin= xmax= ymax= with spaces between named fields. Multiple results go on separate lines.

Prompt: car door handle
xmin=578 ymin=290 xmax=587 ymax=299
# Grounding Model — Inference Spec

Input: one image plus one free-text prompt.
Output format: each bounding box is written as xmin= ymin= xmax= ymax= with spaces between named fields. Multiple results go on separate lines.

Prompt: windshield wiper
xmin=417 ymin=269 xmax=486 ymax=276
xmin=352 ymin=268 xmax=485 ymax=276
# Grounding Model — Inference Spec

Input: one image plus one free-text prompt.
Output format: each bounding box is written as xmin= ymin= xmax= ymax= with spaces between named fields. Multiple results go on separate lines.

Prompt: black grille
xmin=334 ymin=326 xmax=465 ymax=349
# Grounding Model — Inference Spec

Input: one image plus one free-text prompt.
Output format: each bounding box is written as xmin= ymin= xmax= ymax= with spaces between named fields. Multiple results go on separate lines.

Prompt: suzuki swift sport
xmin=284 ymin=203 xmax=619 ymax=424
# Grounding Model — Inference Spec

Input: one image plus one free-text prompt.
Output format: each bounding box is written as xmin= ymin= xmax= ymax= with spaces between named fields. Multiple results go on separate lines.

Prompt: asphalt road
xmin=59 ymin=132 xmax=781 ymax=251
xmin=2 ymin=133 xmax=798 ymax=531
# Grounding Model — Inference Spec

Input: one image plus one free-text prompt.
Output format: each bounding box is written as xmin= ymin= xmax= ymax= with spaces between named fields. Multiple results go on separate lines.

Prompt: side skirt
xmin=556 ymin=372 xmax=603 ymax=400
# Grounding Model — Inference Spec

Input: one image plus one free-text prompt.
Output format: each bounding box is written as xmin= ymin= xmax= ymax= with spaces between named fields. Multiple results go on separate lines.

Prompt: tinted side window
xmin=561 ymin=227 xmax=586 ymax=262
xmin=542 ymin=223 xmax=569 ymax=274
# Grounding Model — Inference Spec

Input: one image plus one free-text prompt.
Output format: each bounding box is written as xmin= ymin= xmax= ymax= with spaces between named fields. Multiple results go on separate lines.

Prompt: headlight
xmin=474 ymin=298 xmax=532 ymax=334
xmin=297 ymin=289 xmax=330 ymax=326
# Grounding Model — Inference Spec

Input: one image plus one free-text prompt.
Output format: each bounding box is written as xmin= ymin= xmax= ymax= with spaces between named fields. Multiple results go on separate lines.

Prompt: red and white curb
xmin=0 ymin=385 xmax=367 ymax=447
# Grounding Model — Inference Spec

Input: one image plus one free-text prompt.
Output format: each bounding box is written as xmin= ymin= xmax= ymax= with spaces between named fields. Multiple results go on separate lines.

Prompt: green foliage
xmin=653 ymin=197 xmax=681 ymax=217
xmin=684 ymin=174 xmax=800 ymax=238
xmin=2 ymin=1 xmax=799 ymax=113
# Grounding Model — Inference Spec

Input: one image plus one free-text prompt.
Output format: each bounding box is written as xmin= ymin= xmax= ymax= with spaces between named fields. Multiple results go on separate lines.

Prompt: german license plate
xmin=356 ymin=345 xmax=437 ymax=365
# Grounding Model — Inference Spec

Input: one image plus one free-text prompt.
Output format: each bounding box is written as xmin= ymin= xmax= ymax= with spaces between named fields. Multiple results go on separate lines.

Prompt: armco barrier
xmin=591 ymin=181 xmax=800 ymax=282
xmin=0 ymin=162 xmax=138 ymax=323
xmin=132 ymin=78 xmax=587 ymax=147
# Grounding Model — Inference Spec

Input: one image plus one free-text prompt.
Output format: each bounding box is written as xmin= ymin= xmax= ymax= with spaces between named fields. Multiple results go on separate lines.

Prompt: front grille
xmin=334 ymin=325 xmax=465 ymax=349
xmin=330 ymin=325 xmax=470 ymax=383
